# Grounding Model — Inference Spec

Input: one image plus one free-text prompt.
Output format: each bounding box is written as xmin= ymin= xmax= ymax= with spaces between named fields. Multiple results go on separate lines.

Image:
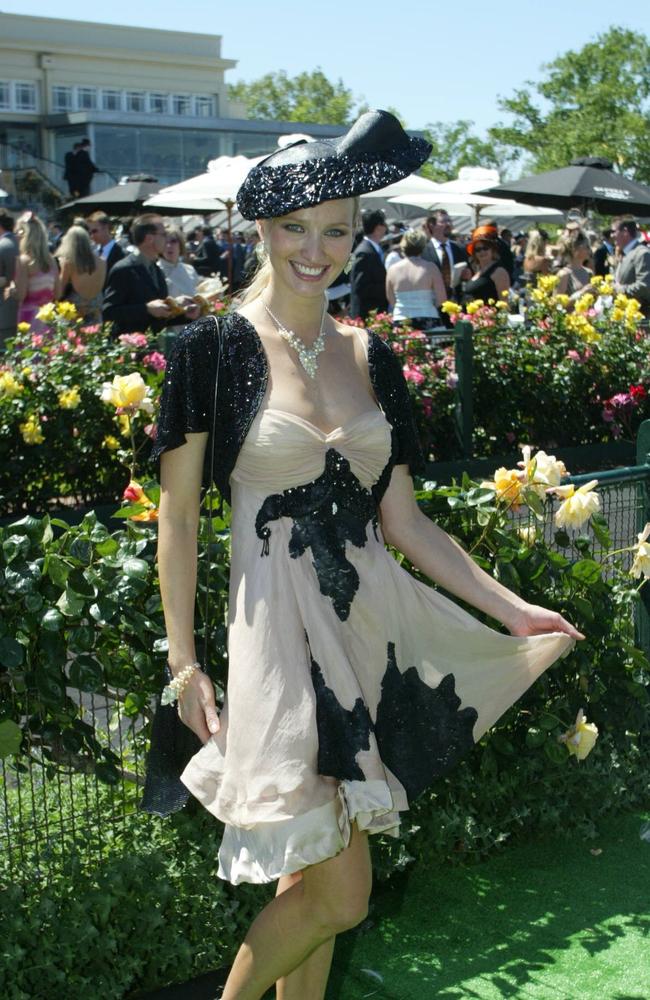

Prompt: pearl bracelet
xmin=161 ymin=662 xmax=200 ymax=706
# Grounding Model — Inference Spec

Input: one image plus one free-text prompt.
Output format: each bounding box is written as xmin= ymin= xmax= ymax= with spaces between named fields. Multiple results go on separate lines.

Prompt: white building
xmin=0 ymin=13 xmax=339 ymax=198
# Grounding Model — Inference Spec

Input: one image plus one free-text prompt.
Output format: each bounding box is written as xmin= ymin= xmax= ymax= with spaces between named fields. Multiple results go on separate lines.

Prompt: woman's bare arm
xmin=385 ymin=270 xmax=395 ymax=307
xmin=158 ymin=433 xmax=220 ymax=740
xmin=430 ymin=262 xmax=447 ymax=306
xmin=493 ymin=266 xmax=510 ymax=297
xmin=14 ymin=256 xmax=28 ymax=306
xmin=379 ymin=464 xmax=582 ymax=639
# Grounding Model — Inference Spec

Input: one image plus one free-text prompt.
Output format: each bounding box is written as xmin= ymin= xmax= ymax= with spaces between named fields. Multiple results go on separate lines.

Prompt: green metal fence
xmin=3 ymin=424 xmax=650 ymax=888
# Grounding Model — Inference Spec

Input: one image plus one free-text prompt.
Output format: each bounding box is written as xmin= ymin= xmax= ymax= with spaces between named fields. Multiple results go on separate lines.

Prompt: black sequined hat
xmin=236 ymin=110 xmax=432 ymax=220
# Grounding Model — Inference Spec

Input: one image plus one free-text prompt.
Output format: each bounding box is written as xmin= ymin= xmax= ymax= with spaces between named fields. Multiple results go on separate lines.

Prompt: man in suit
xmin=88 ymin=212 xmax=125 ymax=287
xmin=612 ymin=217 xmax=650 ymax=317
xmin=593 ymin=228 xmax=614 ymax=277
xmin=0 ymin=211 xmax=18 ymax=350
xmin=103 ymin=213 xmax=200 ymax=336
xmin=194 ymin=226 xmax=226 ymax=278
xmin=421 ymin=210 xmax=468 ymax=300
xmin=75 ymin=138 xmax=99 ymax=198
xmin=63 ymin=142 xmax=82 ymax=197
xmin=349 ymin=208 xmax=388 ymax=320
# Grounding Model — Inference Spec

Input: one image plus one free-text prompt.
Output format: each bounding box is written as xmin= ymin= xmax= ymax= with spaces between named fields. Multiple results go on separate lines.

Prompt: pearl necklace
xmin=262 ymin=298 xmax=328 ymax=379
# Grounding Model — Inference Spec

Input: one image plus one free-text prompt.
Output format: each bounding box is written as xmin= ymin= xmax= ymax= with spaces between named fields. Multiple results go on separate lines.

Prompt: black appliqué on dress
xmin=255 ymin=449 xmax=377 ymax=621
xmin=374 ymin=643 xmax=478 ymax=800
xmin=309 ymin=651 xmax=372 ymax=782
xmin=308 ymin=638 xmax=478 ymax=803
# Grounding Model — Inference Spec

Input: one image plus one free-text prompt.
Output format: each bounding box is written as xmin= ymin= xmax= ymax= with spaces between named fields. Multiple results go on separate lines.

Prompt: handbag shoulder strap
xmin=202 ymin=314 xmax=223 ymax=668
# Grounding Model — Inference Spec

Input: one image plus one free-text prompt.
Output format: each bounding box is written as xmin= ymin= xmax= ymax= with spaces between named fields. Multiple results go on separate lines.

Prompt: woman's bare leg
xmin=222 ymin=823 xmax=371 ymax=1000
xmin=274 ymin=872 xmax=335 ymax=1000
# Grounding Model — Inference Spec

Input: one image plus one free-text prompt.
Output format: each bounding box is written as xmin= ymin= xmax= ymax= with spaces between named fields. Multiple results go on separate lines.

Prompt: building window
xmin=194 ymin=95 xmax=214 ymax=118
xmin=77 ymin=87 xmax=97 ymax=110
xmin=101 ymin=89 xmax=122 ymax=112
xmin=15 ymin=81 xmax=38 ymax=112
xmin=52 ymin=85 xmax=73 ymax=113
xmin=0 ymin=81 xmax=10 ymax=111
xmin=126 ymin=91 xmax=146 ymax=113
xmin=172 ymin=94 xmax=192 ymax=116
xmin=149 ymin=92 xmax=169 ymax=114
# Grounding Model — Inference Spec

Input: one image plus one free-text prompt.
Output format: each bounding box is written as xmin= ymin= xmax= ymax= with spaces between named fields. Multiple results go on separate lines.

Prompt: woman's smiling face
xmin=258 ymin=198 xmax=356 ymax=299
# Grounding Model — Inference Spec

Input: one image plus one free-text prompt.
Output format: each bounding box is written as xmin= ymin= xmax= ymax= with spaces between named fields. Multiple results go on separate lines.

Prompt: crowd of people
xmin=345 ymin=208 xmax=650 ymax=328
xmin=0 ymin=202 xmax=648 ymax=351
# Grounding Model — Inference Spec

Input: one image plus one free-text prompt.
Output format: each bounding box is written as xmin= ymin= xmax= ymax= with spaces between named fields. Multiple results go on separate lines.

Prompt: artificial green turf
xmin=327 ymin=811 xmax=650 ymax=999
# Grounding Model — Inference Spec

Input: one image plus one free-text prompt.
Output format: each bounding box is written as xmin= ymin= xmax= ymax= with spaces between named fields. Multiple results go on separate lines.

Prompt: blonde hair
xmin=524 ymin=229 xmax=547 ymax=261
xmin=57 ymin=225 xmax=97 ymax=275
xmin=18 ymin=213 xmax=54 ymax=273
xmin=557 ymin=229 xmax=590 ymax=267
xmin=238 ymin=196 xmax=360 ymax=305
xmin=400 ymin=229 xmax=426 ymax=257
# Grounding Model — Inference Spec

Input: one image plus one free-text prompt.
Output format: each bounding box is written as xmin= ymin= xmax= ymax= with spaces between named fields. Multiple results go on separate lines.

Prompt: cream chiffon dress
xmin=178 ymin=402 xmax=573 ymax=885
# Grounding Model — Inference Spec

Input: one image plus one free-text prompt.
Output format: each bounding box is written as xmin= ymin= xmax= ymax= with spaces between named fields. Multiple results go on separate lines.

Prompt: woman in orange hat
xmin=461 ymin=225 xmax=510 ymax=306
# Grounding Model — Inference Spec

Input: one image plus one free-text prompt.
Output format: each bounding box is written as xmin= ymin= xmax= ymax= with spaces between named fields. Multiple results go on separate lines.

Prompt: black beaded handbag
xmin=139 ymin=317 xmax=223 ymax=816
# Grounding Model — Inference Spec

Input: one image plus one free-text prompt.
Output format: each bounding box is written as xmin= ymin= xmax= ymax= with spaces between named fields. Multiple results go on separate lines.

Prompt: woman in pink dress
xmin=14 ymin=212 xmax=60 ymax=332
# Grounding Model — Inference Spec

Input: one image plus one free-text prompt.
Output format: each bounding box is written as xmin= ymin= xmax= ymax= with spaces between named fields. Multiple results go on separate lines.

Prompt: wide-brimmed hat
xmin=236 ymin=110 xmax=431 ymax=220
xmin=466 ymin=224 xmax=499 ymax=257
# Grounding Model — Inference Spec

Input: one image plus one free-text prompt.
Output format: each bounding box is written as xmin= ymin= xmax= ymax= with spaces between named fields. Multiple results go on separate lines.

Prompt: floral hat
xmin=236 ymin=110 xmax=432 ymax=220
xmin=466 ymin=224 xmax=499 ymax=257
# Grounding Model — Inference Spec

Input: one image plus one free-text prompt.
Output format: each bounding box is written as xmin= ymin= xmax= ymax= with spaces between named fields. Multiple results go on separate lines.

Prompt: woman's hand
xmin=177 ymin=670 xmax=221 ymax=744
xmin=505 ymin=602 xmax=585 ymax=641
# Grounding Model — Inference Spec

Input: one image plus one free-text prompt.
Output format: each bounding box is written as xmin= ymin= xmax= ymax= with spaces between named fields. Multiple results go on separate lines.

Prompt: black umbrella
xmin=477 ymin=158 xmax=650 ymax=217
xmin=59 ymin=176 xmax=162 ymax=215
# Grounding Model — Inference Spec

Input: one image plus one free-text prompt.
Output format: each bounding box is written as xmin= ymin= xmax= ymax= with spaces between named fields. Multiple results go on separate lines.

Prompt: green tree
xmin=227 ymin=68 xmax=365 ymax=125
xmin=490 ymin=27 xmax=650 ymax=182
xmin=420 ymin=119 xmax=515 ymax=182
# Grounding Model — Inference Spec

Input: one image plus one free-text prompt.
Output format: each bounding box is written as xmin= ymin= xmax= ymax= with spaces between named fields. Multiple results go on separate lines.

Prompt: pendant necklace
xmin=262 ymin=297 xmax=328 ymax=379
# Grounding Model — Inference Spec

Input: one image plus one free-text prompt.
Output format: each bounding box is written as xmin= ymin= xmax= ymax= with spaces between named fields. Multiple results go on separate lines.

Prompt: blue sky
xmin=3 ymin=1 xmax=649 ymax=132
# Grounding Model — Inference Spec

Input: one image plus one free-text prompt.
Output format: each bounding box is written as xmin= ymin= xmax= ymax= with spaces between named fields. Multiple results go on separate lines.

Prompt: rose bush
xmin=0 ymin=306 xmax=167 ymax=513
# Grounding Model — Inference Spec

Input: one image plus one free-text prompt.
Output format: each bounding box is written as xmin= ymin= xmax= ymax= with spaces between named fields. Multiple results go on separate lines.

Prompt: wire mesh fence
xmin=2 ymin=451 xmax=650 ymax=890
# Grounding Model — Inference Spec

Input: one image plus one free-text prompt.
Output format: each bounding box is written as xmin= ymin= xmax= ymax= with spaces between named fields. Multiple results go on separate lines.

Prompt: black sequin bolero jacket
xmin=140 ymin=311 xmax=425 ymax=817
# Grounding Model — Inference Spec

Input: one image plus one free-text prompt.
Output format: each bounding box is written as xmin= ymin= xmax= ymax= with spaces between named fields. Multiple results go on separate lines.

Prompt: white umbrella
xmin=144 ymin=154 xmax=261 ymax=214
xmin=361 ymin=173 xmax=448 ymax=201
xmin=388 ymin=190 xmax=563 ymax=225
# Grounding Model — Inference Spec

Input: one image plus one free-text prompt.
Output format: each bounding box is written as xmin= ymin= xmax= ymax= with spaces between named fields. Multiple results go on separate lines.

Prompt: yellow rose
xmin=100 ymin=373 xmax=154 ymax=413
xmin=495 ymin=300 xmax=508 ymax=311
xmin=554 ymin=294 xmax=570 ymax=308
xmin=56 ymin=301 xmax=78 ymax=321
xmin=35 ymin=302 xmax=57 ymax=324
xmin=482 ymin=467 xmax=523 ymax=508
xmin=103 ymin=434 xmax=120 ymax=451
xmin=560 ymin=709 xmax=598 ymax=760
xmin=574 ymin=293 xmax=595 ymax=314
xmin=19 ymin=415 xmax=44 ymax=445
xmin=631 ymin=523 xmax=650 ymax=579
xmin=58 ymin=386 xmax=81 ymax=410
xmin=0 ymin=371 xmax=23 ymax=398
xmin=537 ymin=274 xmax=559 ymax=293
xmin=118 ymin=413 xmax=131 ymax=437
xmin=465 ymin=299 xmax=484 ymax=316
xmin=441 ymin=301 xmax=462 ymax=315
xmin=552 ymin=480 xmax=600 ymax=529
xmin=17 ymin=322 xmax=31 ymax=333
xmin=517 ymin=525 xmax=537 ymax=545
xmin=520 ymin=445 xmax=567 ymax=491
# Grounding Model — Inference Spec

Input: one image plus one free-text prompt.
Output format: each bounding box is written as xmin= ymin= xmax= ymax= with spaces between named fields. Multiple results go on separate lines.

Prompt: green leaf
xmin=571 ymin=559 xmax=602 ymax=584
xmin=0 ymin=637 xmax=24 ymax=669
xmin=89 ymin=599 xmax=118 ymax=624
xmin=95 ymin=537 xmax=119 ymax=557
xmin=68 ymin=655 xmax=104 ymax=692
xmin=525 ymin=727 xmax=547 ymax=748
xmin=41 ymin=609 xmax=64 ymax=632
xmin=68 ymin=568 xmax=96 ymax=599
xmin=0 ymin=720 xmax=22 ymax=758
xmin=46 ymin=554 xmax=70 ymax=589
xmin=122 ymin=557 xmax=150 ymax=580
xmin=544 ymin=740 xmax=567 ymax=764
xmin=69 ymin=538 xmax=93 ymax=565
xmin=56 ymin=586 xmax=85 ymax=617
xmin=539 ymin=713 xmax=560 ymax=731
xmin=590 ymin=513 xmax=612 ymax=550
xmin=142 ymin=480 xmax=161 ymax=506
xmin=572 ymin=595 xmax=594 ymax=621
xmin=2 ymin=534 xmax=30 ymax=564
